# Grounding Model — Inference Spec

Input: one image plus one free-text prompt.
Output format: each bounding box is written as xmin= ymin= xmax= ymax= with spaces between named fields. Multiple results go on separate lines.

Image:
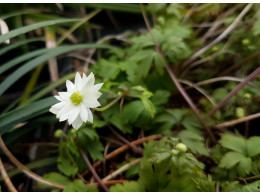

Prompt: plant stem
xmin=81 ymin=134 xmax=162 ymax=177
xmin=214 ymin=112 xmax=260 ymax=128
xmin=165 ymin=65 xmax=217 ymax=144
xmin=0 ymin=157 xmax=17 ymax=192
xmin=109 ymin=125 xmax=143 ymax=155
xmin=0 ymin=135 xmax=64 ymax=189
xmin=79 ymin=149 xmax=109 ymax=192
xmin=102 ymin=158 xmax=141 ymax=182
xmin=209 ymin=66 xmax=260 ymax=116
xmin=93 ymin=93 xmax=123 ymax=112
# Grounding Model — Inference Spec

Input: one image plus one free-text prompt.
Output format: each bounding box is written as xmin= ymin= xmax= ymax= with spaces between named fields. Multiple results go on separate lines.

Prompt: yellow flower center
xmin=70 ymin=91 xmax=83 ymax=105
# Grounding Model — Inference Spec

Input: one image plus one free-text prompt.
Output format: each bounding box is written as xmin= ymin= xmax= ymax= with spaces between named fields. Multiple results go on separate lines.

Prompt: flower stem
xmin=93 ymin=93 xmax=123 ymax=112
xmin=79 ymin=148 xmax=109 ymax=192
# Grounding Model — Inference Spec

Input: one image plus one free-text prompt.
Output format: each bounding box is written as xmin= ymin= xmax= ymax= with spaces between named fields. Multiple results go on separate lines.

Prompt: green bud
xmin=176 ymin=143 xmax=187 ymax=153
xmin=212 ymin=46 xmax=219 ymax=52
xmin=236 ymin=107 xmax=245 ymax=118
xmin=172 ymin=149 xmax=179 ymax=155
xmin=242 ymin=39 xmax=250 ymax=46
xmin=70 ymin=129 xmax=77 ymax=134
xmin=54 ymin=129 xmax=63 ymax=138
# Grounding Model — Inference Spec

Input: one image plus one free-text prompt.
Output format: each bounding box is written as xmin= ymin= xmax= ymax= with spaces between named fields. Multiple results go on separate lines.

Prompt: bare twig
xmin=209 ymin=66 xmax=260 ymax=116
xmin=214 ymin=112 xmax=260 ymax=128
xmin=102 ymin=158 xmax=141 ymax=182
xmin=45 ymin=26 xmax=59 ymax=95
xmin=179 ymin=79 xmax=216 ymax=106
xmin=0 ymin=157 xmax=17 ymax=192
xmin=0 ymin=135 xmax=65 ymax=189
xmin=81 ymin=134 xmax=162 ymax=177
xmin=79 ymin=149 xmax=109 ymax=192
xmin=221 ymin=50 xmax=260 ymax=76
xmin=184 ymin=4 xmax=253 ymax=67
xmin=166 ymin=65 xmax=217 ymax=144
xmin=109 ymin=126 xmax=143 ymax=155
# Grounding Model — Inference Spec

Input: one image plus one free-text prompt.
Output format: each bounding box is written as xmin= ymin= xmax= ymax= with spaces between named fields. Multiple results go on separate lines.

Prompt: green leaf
xmin=153 ymin=52 xmax=166 ymax=75
xmin=0 ymin=18 xmax=81 ymax=44
xmin=58 ymin=158 xmax=78 ymax=177
xmin=219 ymin=134 xmax=247 ymax=155
xmin=0 ymin=44 xmax=112 ymax=96
xmin=141 ymin=97 xmax=156 ymax=118
xmin=123 ymin=100 xmax=145 ymax=124
xmin=246 ymin=136 xmax=260 ymax=157
xmin=151 ymin=90 xmax=171 ymax=106
xmin=42 ymin=172 xmax=70 ymax=187
xmin=110 ymin=180 xmax=145 ymax=192
xmin=242 ymin=180 xmax=260 ymax=192
xmin=0 ymin=97 xmax=57 ymax=134
xmin=219 ymin=151 xmax=246 ymax=169
xmin=64 ymin=180 xmax=98 ymax=192
xmin=177 ymin=131 xmax=209 ymax=156
xmin=95 ymin=59 xmax=121 ymax=81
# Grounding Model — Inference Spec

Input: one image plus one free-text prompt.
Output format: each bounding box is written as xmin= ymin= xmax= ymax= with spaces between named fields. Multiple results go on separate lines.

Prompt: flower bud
xmin=172 ymin=149 xmax=179 ymax=155
xmin=54 ymin=129 xmax=63 ymax=138
xmin=236 ymin=107 xmax=245 ymax=118
xmin=176 ymin=143 xmax=187 ymax=153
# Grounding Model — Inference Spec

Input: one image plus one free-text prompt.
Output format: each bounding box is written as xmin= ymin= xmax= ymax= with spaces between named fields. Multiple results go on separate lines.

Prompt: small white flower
xmin=49 ymin=72 xmax=103 ymax=130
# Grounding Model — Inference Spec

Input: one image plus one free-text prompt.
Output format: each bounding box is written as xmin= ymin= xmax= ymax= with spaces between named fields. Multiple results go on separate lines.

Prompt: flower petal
xmin=79 ymin=103 xmax=88 ymax=122
xmin=72 ymin=115 xmax=83 ymax=130
xmin=87 ymin=72 xmax=95 ymax=86
xmin=52 ymin=101 xmax=66 ymax=110
xmin=83 ymin=97 xmax=100 ymax=108
xmin=87 ymin=107 xmax=93 ymax=123
xmin=68 ymin=106 xmax=80 ymax=124
xmin=66 ymin=80 xmax=74 ymax=93
xmin=49 ymin=107 xmax=59 ymax=115
xmin=94 ymin=83 xmax=103 ymax=91
xmin=58 ymin=92 xmax=70 ymax=101
xmin=57 ymin=102 xmax=73 ymax=118
xmin=74 ymin=72 xmax=82 ymax=91
xmin=54 ymin=95 xmax=63 ymax=102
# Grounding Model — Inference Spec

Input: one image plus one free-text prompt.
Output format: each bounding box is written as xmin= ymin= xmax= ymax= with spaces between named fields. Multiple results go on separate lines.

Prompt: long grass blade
xmin=0 ymin=18 xmax=81 ymax=44
xmin=0 ymin=44 xmax=113 ymax=96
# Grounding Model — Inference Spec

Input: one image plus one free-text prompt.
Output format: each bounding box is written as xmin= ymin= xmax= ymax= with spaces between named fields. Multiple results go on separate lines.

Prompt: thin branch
xmin=0 ymin=157 xmax=17 ymax=192
xmin=221 ymin=50 xmax=260 ymax=76
xmin=102 ymin=158 xmax=141 ymax=182
xmin=88 ymin=179 xmax=131 ymax=186
xmin=79 ymin=149 xmax=109 ymax=192
xmin=209 ymin=66 xmax=260 ymax=116
xmin=81 ymin=134 xmax=162 ymax=177
xmin=184 ymin=3 xmax=253 ymax=67
xmin=214 ymin=112 xmax=260 ymax=128
xmin=166 ymin=65 xmax=217 ymax=144
xmin=109 ymin=126 xmax=143 ymax=155
xmin=178 ymin=79 xmax=216 ymax=106
xmin=0 ymin=135 xmax=65 ymax=189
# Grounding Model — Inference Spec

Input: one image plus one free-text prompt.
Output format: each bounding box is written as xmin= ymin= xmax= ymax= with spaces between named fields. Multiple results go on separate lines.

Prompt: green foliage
xmin=112 ymin=137 xmax=215 ymax=192
xmin=2 ymin=3 xmax=260 ymax=192
xmin=212 ymin=133 xmax=260 ymax=179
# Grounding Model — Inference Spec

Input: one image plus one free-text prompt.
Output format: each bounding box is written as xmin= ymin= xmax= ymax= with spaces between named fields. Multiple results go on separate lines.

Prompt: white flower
xmin=49 ymin=72 xmax=103 ymax=130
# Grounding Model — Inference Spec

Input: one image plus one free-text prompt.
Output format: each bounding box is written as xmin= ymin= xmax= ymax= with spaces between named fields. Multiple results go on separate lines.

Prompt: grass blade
xmin=0 ymin=44 xmax=113 ymax=96
xmin=0 ymin=97 xmax=57 ymax=134
xmin=0 ymin=18 xmax=81 ymax=44
xmin=0 ymin=37 xmax=44 ymax=56
xmin=0 ymin=48 xmax=48 ymax=75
